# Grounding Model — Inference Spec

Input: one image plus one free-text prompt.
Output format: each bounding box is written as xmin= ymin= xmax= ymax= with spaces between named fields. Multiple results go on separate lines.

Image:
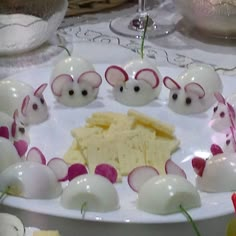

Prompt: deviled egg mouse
xmin=163 ymin=63 xmax=223 ymax=115
xmin=0 ymin=79 xmax=48 ymax=125
xmin=0 ymin=111 xmax=29 ymax=144
xmin=50 ymin=56 xmax=102 ymax=107
xmin=105 ymin=58 xmax=162 ymax=106
xmin=192 ymin=153 xmax=236 ymax=192
xmin=61 ymin=174 xmax=119 ymax=212
xmin=0 ymin=162 xmax=62 ymax=199
xmin=137 ymin=174 xmax=201 ymax=215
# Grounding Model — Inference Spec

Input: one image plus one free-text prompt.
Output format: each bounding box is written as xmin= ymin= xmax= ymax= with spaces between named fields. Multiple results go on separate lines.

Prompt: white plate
xmin=1 ymin=64 xmax=235 ymax=224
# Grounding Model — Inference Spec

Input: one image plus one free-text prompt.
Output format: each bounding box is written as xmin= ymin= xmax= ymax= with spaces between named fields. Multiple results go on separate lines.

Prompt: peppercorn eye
xmin=134 ymin=86 xmax=140 ymax=92
xmin=213 ymin=106 xmax=218 ymax=113
xmin=172 ymin=93 xmax=178 ymax=100
xmin=120 ymin=86 xmax=123 ymax=92
xmin=68 ymin=90 xmax=74 ymax=96
xmin=185 ymin=97 xmax=192 ymax=105
xmin=81 ymin=90 xmax=88 ymax=96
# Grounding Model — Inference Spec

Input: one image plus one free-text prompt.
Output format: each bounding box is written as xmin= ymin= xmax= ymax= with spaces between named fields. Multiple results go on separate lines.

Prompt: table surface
xmin=0 ymin=1 xmax=236 ymax=235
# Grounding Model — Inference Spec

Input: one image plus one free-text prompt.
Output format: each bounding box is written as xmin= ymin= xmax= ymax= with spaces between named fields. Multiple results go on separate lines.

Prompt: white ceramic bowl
xmin=175 ymin=0 xmax=236 ymax=38
xmin=0 ymin=0 xmax=68 ymax=55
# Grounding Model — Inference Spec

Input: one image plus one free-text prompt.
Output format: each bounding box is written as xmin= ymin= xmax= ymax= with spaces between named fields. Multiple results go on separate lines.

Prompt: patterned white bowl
xmin=175 ymin=0 xmax=236 ymax=38
xmin=0 ymin=0 xmax=68 ymax=55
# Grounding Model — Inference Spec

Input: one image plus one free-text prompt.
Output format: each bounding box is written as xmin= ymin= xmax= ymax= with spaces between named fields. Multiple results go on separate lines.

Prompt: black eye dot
xmin=226 ymin=139 xmax=230 ymax=145
xmin=220 ymin=112 xmax=225 ymax=118
xmin=120 ymin=86 xmax=123 ymax=92
xmin=172 ymin=93 xmax=178 ymax=100
xmin=40 ymin=98 xmax=45 ymax=104
xmin=81 ymin=90 xmax=88 ymax=96
xmin=134 ymin=86 xmax=140 ymax=92
xmin=18 ymin=127 xmax=25 ymax=134
xmin=213 ymin=106 xmax=218 ymax=113
xmin=185 ymin=97 xmax=192 ymax=105
xmin=32 ymin=103 xmax=38 ymax=110
xmin=69 ymin=90 xmax=74 ymax=96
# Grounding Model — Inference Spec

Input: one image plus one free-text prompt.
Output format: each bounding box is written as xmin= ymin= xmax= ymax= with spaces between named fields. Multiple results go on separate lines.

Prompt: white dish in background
xmin=1 ymin=64 xmax=235 ymax=224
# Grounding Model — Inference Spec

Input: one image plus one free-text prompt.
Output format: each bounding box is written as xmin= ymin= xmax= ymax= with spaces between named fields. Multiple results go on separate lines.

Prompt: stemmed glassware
xmin=109 ymin=0 xmax=175 ymax=38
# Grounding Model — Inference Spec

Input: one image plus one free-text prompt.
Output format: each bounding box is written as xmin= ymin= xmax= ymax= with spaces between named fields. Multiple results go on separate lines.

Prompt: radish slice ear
xmin=0 ymin=126 xmax=9 ymax=139
xmin=47 ymin=158 xmax=69 ymax=182
xmin=78 ymin=71 xmax=102 ymax=89
xmin=184 ymin=82 xmax=205 ymax=99
xmin=26 ymin=147 xmax=46 ymax=165
xmin=94 ymin=163 xmax=118 ymax=184
xmin=231 ymin=193 xmax=236 ymax=213
xmin=21 ymin=95 xmax=30 ymax=117
xmin=127 ymin=166 xmax=159 ymax=192
xmin=214 ymin=92 xmax=226 ymax=104
xmin=163 ymin=76 xmax=181 ymax=90
xmin=165 ymin=159 xmax=187 ymax=178
xmin=51 ymin=74 xmax=73 ymax=96
xmin=34 ymin=83 xmax=47 ymax=97
xmin=105 ymin=65 xmax=129 ymax=87
xmin=192 ymin=157 xmax=206 ymax=177
xmin=210 ymin=144 xmax=223 ymax=155
xmin=68 ymin=163 xmax=88 ymax=181
xmin=14 ymin=140 xmax=28 ymax=157
xmin=135 ymin=69 xmax=160 ymax=89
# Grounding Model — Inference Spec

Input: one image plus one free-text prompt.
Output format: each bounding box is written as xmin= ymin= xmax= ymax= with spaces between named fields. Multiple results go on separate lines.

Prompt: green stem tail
xmin=179 ymin=204 xmax=202 ymax=236
xmin=81 ymin=202 xmax=88 ymax=218
xmin=58 ymin=45 xmax=71 ymax=57
xmin=141 ymin=15 xmax=149 ymax=59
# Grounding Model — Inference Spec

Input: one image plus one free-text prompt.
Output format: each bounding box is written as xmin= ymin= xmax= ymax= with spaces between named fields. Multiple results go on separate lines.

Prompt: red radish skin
xmin=210 ymin=144 xmax=223 ymax=155
xmin=26 ymin=147 xmax=46 ymax=164
xmin=165 ymin=159 xmax=187 ymax=179
xmin=192 ymin=157 xmax=206 ymax=177
xmin=68 ymin=163 xmax=88 ymax=181
xmin=94 ymin=163 xmax=118 ymax=184
xmin=14 ymin=140 xmax=28 ymax=157
xmin=127 ymin=166 xmax=159 ymax=192
xmin=231 ymin=193 xmax=236 ymax=213
xmin=0 ymin=126 xmax=9 ymax=139
xmin=47 ymin=158 xmax=69 ymax=182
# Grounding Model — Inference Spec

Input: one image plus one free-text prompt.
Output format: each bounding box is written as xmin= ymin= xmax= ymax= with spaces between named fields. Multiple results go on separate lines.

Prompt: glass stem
xmin=137 ymin=0 xmax=147 ymax=15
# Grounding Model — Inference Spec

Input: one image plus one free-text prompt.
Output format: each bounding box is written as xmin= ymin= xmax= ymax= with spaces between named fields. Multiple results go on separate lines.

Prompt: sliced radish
xmin=47 ymin=157 xmax=69 ymax=182
xmin=68 ymin=163 xmax=88 ymax=181
xmin=231 ymin=193 xmax=236 ymax=213
xmin=165 ymin=159 xmax=187 ymax=179
xmin=192 ymin=157 xmax=206 ymax=177
xmin=94 ymin=163 xmax=118 ymax=184
xmin=127 ymin=166 xmax=159 ymax=192
xmin=210 ymin=144 xmax=223 ymax=155
xmin=13 ymin=140 xmax=28 ymax=157
xmin=0 ymin=126 xmax=9 ymax=139
xmin=26 ymin=147 xmax=46 ymax=164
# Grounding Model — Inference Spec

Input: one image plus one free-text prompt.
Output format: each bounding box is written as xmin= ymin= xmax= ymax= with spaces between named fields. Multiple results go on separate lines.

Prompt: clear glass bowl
xmin=0 ymin=0 xmax=68 ymax=55
xmin=175 ymin=0 xmax=236 ymax=38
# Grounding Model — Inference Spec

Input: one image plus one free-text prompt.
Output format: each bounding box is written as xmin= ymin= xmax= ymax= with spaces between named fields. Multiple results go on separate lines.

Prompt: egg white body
xmin=113 ymin=58 xmax=162 ymax=106
xmin=0 ymin=79 xmax=48 ymax=125
xmin=165 ymin=64 xmax=223 ymax=114
xmin=50 ymin=57 xmax=101 ymax=107
xmin=61 ymin=174 xmax=119 ymax=212
xmin=196 ymin=153 xmax=236 ymax=192
xmin=0 ymin=162 xmax=62 ymax=199
xmin=0 ymin=137 xmax=20 ymax=174
xmin=138 ymin=174 xmax=201 ymax=215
